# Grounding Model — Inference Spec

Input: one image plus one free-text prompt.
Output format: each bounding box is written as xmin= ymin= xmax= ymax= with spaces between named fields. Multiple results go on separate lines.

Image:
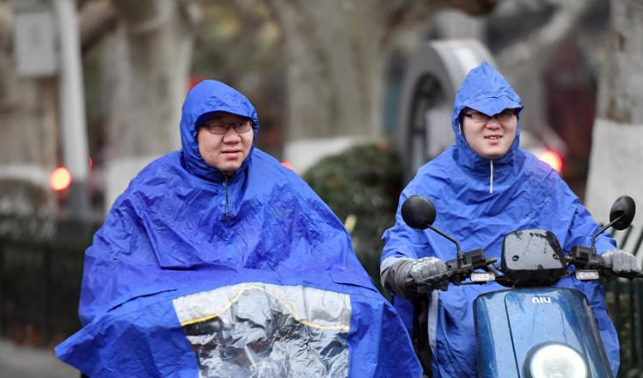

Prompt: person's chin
xmin=480 ymin=149 xmax=506 ymax=160
xmin=219 ymin=161 xmax=242 ymax=173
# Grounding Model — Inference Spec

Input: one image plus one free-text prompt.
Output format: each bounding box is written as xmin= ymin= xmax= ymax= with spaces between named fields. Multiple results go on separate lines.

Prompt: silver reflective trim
xmin=173 ymin=283 xmax=351 ymax=378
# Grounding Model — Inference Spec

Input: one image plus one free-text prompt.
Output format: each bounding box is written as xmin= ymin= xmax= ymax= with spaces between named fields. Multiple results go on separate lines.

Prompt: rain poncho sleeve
xmin=381 ymin=62 xmax=619 ymax=378
xmin=56 ymin=80 xmax=422 ymax=378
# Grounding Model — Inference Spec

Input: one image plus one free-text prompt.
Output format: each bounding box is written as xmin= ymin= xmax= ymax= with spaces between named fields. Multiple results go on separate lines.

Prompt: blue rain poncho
xmin=381 ymin=62 xmax=619 ymax=378
xmin=55 ymin=80 xmax=421 ymax=378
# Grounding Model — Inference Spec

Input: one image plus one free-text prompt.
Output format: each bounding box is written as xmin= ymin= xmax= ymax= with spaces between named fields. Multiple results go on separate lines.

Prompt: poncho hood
xmin=180 ymin=80 xmax=259 ymax=182
xmin=451 ymin=61 xmax=524 ymax=169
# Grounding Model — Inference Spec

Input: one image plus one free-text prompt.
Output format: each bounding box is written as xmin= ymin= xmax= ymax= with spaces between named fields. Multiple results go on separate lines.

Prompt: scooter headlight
xmin=529 ymin=344 xmax=587 ymax=378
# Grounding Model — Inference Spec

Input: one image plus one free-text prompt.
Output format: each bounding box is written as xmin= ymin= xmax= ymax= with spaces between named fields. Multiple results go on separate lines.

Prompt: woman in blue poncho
xmin=380 ymin=62 xmax=639 ymax=378
xmin=56 ymin=80 xmax=422 ymax=378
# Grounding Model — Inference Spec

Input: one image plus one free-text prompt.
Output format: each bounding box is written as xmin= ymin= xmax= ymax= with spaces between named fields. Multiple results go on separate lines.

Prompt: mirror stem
xmin=591 ymin=214 xmax=623 ymax=249
xmin=427 ymin=224 xmax=464 ymax=261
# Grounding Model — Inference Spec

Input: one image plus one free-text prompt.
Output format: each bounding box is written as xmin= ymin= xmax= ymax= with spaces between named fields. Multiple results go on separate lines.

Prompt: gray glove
xmin=601 ymin=249 xmax=641 ymax=273
xmin=381 ymin=257 xmax=448 ymax=298
xmin=408 ymin=257 xmax=448 ymax=285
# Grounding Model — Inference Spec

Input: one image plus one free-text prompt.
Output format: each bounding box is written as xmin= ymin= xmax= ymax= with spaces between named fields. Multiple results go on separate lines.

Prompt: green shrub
xmin=303 ymin=142 xmax=403 ymax=291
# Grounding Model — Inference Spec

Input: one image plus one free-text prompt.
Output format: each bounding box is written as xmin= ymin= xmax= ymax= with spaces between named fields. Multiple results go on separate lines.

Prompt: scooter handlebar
xmin=607 ymin=269 xmax=643 ymax=280
xmin=414 ymin=255 xmax=497 ymax=290
xmin=569 ymin=245 xmax=643 ymax=280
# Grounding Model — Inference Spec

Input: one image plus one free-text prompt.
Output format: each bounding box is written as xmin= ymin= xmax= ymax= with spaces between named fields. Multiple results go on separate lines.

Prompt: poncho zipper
xmin=489 ymin=160 xmax=494 ymax=194
xmin=224 ymin=174 xmax=230 ymax=221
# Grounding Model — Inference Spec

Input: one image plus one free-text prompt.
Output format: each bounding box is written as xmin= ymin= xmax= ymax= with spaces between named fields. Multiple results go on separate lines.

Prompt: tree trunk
xmin=266 ymin=0 xmax=498 ymax=173
xmin=269 ymin=0 xmax=385 ymax=141
xmin=585 ymin=0 xmax=643 ymax=233
xmin=103 ymin=0 xmax=200 ymax=208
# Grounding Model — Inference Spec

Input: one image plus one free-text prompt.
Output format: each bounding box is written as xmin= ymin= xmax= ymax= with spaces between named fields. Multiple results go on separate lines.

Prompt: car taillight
xmin=537 ymin=150 xmax=563 ymax=173
xmin=50 ymin=166 xmax=72 ymax=192
xmin=280 ymin=161 xmax=294 ymax=170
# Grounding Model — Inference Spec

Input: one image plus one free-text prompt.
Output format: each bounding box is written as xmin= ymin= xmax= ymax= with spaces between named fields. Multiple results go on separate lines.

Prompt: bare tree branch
xmin=381 ymin=0 xmax=500 ymax=47
xmin=79 ymin=0 xmax=117 ymax=52
xmin=497 ymin=0 xmax=592 ymax=77
xmin=1 ymin=0 xmax=117 ymax=54
xmin=0 ymin=1 xmax=12 ymax=52
xmin=111 ymin=0 xmax=159 ymax=27
xmin=110 ymin=0 xmax=200 ymax=34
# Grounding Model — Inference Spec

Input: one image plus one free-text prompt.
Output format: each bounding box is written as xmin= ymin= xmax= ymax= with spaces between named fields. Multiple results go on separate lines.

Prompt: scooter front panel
xmin=475 ymin=287 xmax=612 ymax=378
xmin=475 ymin=290 xmax=521 ymax=378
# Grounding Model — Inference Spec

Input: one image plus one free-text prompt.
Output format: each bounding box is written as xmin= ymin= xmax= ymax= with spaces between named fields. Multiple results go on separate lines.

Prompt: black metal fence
xmin=0 ymin=214 xmax=641 ymax=376
xmin=607 ymin=226 xmax=643 ymax=378
xmin=0 ymin=215 xmax=98 ymax=345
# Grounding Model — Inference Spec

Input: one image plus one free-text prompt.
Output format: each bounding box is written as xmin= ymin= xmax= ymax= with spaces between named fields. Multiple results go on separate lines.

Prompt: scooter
xmin=401 ymin=194 xmax=642 ymax=378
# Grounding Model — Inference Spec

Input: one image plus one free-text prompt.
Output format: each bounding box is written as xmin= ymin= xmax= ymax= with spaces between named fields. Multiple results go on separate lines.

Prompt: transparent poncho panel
xmin=173 ymin=283 xmax=352 ymax=378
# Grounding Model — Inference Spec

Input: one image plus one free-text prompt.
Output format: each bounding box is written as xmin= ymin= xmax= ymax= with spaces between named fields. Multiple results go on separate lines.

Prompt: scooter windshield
xmin=173 ymin=283 xmax=351 ymax=378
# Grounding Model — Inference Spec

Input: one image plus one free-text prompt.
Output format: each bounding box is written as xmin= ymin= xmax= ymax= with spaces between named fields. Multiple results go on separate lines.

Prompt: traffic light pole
xmin=53 ymin=0 xmax=90 ymax=220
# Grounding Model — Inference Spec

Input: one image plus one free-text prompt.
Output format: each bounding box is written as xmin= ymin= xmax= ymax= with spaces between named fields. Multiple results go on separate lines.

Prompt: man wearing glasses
xmin=380 ymin=62 xmax=638 ymax=378
xmin=197 ymin=113 xmax=254 ymax=175
xmin=57 ymin=80 xmax=421 ymax=377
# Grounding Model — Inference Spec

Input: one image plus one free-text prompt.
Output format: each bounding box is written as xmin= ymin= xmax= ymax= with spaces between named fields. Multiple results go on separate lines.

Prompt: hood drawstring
xmin=224 ymin=174 xmax=231 ymax=222
xmin=489 ymin=160 xmax=494 ymax=194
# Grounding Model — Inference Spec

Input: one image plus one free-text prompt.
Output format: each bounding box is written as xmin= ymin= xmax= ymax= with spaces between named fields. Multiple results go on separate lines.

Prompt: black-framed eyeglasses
xmin=202 ymin=120 xmax=252 ymax=135
xmin=464 ymin=109 xmax=516 ymax=124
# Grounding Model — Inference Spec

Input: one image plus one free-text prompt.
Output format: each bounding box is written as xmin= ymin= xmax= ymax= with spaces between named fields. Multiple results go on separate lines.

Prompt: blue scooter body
xmin=475 ymin=287 xmax=612 ymax=378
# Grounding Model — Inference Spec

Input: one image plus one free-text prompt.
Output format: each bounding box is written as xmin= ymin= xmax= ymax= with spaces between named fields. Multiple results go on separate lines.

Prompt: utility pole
xmin=13 ymin=0 xmax=90 ymax=219
xmin=52 ymin=0 xmax=90 ymax=220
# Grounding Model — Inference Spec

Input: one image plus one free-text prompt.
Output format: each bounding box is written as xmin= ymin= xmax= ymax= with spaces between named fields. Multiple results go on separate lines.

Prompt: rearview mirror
xmin=609 ymin=195 xmax=636 ymax=231
xmin=401 ymin=195 xmax=436 ymax=230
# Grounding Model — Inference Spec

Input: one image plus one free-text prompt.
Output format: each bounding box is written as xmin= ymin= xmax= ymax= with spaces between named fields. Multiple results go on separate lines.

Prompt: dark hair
xmin=458 ymin=107 xmax=471 ymax=127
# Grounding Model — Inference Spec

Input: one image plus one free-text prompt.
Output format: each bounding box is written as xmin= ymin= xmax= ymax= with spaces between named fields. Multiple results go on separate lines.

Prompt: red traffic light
xmin=50 ymin=166 xmax=72 ymax=192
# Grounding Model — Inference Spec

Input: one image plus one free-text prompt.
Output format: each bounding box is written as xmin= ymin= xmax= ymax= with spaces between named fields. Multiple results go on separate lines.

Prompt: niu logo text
xmin=532 ymin=296 xmax=552 ymax=304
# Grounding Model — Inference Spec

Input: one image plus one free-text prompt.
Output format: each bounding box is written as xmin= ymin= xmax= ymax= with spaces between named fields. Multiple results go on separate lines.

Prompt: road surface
xmin=0 ymin=339 xmax=80 ymax=378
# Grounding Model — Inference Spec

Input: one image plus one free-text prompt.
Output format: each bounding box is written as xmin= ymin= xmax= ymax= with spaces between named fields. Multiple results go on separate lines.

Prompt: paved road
xmin=0 ymin=339 xmax=80 ymax=378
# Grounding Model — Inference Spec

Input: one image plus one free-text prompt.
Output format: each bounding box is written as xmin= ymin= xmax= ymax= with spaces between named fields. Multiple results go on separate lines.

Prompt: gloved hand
xmin=381 ymin=257 xmax=449 ymax=298
xmin=408 ymin=257 xmax=448 ymax=286
xmin=601 ymin=249 xmax=641 ymax=273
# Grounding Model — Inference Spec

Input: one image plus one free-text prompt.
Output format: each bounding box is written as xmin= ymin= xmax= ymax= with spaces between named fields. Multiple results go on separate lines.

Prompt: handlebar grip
xmin=617 ymin=271 xmax=643 ymax=279
xmin=405 ymin=272 xmax=450 ymax=285
xmin=417 ymin=271 xmax=451 ymax=286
